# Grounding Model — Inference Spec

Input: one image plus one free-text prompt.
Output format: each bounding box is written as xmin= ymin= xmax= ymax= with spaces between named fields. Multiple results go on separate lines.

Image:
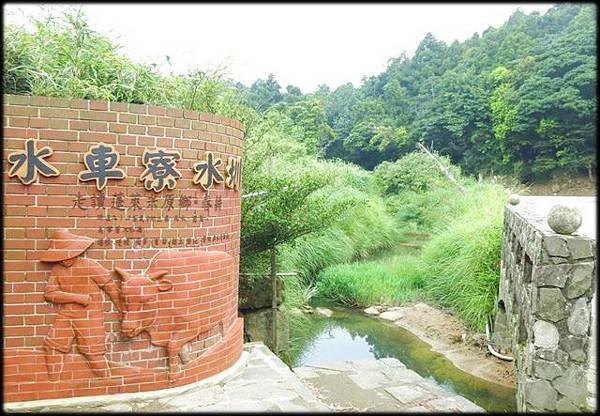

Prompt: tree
xmin=285 ymin=98 xmax=335 ymax=154
xmin=248 ymin=73 xmax=283 ymax=111
xmin=283 ymin=84 xmax=303 ymax=104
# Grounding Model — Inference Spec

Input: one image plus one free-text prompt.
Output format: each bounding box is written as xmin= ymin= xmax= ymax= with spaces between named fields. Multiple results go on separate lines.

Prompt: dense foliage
xmin=242 ymin=4 xmax=597 ymax=181
xmin=316 ymin=156 xmax=513 ymax=330
xmin=373 ymin=152 xmax=460 ymax=195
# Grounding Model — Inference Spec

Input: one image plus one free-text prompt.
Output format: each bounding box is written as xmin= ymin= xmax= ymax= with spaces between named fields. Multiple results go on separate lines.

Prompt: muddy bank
xmin=366 ymin=302 xmax=515 ymax=388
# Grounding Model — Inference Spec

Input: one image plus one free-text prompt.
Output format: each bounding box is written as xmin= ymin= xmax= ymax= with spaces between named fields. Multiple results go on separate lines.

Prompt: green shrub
xmin=385 ymin=186 xmax=462 ymax=232
xmin=373 ymin=151 xmax=461 ymax=195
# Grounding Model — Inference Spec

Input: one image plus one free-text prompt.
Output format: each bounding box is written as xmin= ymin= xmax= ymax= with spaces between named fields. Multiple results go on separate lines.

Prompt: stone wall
xmin=2 ymin=95 xmax=244 ymax=402
xmin=494 ymin=196 xmax=596 ymax=412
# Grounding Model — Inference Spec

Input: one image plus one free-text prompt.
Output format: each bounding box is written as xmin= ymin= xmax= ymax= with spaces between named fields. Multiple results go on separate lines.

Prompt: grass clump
xmin=421 ymin=182 xmax=508 ymax=331
xmin=316 ymin=251 xmax=425 ymax=308
xmin=375 ymin=151 xmax=472 ymax=234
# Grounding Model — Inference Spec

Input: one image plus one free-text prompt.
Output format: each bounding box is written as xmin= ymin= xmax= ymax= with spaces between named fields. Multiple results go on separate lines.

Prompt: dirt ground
xmin=375 ymin=302 xmax=516 ymax=388
xmin=521 ymin=173 xmax=596 ymax=196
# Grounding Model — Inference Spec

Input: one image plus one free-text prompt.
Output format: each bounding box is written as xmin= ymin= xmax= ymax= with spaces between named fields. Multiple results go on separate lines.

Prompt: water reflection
xmin=290 ymin=306 xmax=517 ymax=412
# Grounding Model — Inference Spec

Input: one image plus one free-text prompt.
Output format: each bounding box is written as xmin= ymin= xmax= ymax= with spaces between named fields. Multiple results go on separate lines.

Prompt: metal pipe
xmin=485 ymin=322 xmax=514 ymax=362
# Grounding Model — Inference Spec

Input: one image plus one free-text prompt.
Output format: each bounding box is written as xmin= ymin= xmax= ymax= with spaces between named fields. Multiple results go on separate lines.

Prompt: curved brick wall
xmin=2 ymin=95 xmax=244 ymax=402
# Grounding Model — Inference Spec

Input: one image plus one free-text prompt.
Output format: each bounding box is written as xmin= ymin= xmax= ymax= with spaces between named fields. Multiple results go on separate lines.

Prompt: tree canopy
xmin=239 ymin=4 xmax=596 ymax=181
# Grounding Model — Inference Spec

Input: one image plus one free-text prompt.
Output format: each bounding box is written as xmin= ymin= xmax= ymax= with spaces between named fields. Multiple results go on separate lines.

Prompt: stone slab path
xmin=6 ymin=342 xmax=484 ymax=412
xmin=145 ymin=342 xmax=329 ymax=412
xmin=294 ymin=357 xmax=484 ymax=412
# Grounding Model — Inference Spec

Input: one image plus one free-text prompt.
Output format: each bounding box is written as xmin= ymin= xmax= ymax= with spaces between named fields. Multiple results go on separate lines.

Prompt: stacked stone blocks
xmin=496 ymin=204 xmax=596 ymax=412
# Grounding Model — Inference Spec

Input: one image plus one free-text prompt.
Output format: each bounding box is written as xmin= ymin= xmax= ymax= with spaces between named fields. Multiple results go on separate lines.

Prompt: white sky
xmin=4 ymin=3 xmax=554 ymax=93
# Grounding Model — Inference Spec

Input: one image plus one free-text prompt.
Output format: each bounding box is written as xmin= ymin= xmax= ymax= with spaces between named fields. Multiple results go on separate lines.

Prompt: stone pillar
xmin=495 ymin=197 xmax=596 ymax=412
xmin=239 ymin=275 xmax=289 ymax=354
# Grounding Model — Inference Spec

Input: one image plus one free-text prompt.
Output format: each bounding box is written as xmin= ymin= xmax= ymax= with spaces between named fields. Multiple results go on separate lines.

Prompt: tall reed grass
xmin=3 ymin=10 xmax=257 ymax=128
xmin=279 ymin=181 xmax=401 ymax=287
xmin=421 ymin=182 xmax=508 ymax=331
xmin=312 ymin=180 xmax=511 ymax=331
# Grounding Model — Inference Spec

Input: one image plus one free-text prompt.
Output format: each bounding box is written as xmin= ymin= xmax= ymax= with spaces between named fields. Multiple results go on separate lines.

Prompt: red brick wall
xmin=2 ymin=94 xmax=244 ymax=402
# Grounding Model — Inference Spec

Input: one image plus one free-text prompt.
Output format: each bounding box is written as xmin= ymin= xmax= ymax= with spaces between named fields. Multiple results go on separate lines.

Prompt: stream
xmin=284 ymin=303 xmax=517 ymax=412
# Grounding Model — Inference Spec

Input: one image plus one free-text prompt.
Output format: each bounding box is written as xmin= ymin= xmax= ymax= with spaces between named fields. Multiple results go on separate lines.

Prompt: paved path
xmin=6 ymin=343 xmax=484 ymax=412
xmin=143 ymin=342 xmax=328 ymax=412
xmin=294 ymin=357 xmax=484 ymax=412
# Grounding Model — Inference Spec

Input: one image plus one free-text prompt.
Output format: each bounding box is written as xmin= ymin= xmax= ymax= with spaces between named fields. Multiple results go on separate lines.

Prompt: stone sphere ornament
xmin=547 ymin=204 xmax=582 ymax=235
xmin=508 ymin=194 xmax=520 ymax=205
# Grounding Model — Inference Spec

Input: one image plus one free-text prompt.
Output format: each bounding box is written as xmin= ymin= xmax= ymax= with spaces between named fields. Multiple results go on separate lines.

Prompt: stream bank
xmin=286 ymin=303 xmax=516 ymax=412
xmin=367 ymin=302 xmax=515 ymax=388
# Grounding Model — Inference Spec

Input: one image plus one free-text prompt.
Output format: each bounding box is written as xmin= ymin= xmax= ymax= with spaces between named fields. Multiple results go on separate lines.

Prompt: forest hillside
xmin=239 ymin=4 xmax=596 ymax=182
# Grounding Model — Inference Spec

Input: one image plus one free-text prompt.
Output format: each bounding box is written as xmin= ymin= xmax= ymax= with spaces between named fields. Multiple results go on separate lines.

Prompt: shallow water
xmin=288 ymin=304 xmax=517 ymax=412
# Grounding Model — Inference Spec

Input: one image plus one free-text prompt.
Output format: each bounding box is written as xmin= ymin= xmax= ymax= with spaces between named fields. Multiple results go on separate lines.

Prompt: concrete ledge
xmin=3 ymin=351 xmax=250 ymax=412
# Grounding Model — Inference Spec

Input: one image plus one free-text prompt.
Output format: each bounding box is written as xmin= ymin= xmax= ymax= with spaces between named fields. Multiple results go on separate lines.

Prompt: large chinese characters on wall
xmin=2 ymin=95 xmax=244 ymax=402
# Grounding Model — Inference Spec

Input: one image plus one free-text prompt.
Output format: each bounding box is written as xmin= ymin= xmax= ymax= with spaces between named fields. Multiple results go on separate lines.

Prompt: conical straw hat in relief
xmin=39 ymin=228 xmax=95 ymax=262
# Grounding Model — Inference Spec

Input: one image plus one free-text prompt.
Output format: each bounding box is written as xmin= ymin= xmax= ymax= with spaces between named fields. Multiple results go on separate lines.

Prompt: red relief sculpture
xmin=4 ymin=228 xmax=240 ymax=401
xmin=40 ymin=229 xmax=123 ymax=381
xmin=116 ymin=249 xmax=235 ymax=382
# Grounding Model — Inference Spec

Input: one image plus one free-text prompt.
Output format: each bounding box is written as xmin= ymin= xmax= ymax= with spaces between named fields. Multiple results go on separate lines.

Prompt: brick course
xmin=2 ymin=95 xmax=244 ymax=402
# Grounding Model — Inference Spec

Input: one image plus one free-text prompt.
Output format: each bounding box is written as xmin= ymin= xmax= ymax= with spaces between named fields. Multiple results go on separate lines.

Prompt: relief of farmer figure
xmin=40 ymin=229 xmax=122 ymax=381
